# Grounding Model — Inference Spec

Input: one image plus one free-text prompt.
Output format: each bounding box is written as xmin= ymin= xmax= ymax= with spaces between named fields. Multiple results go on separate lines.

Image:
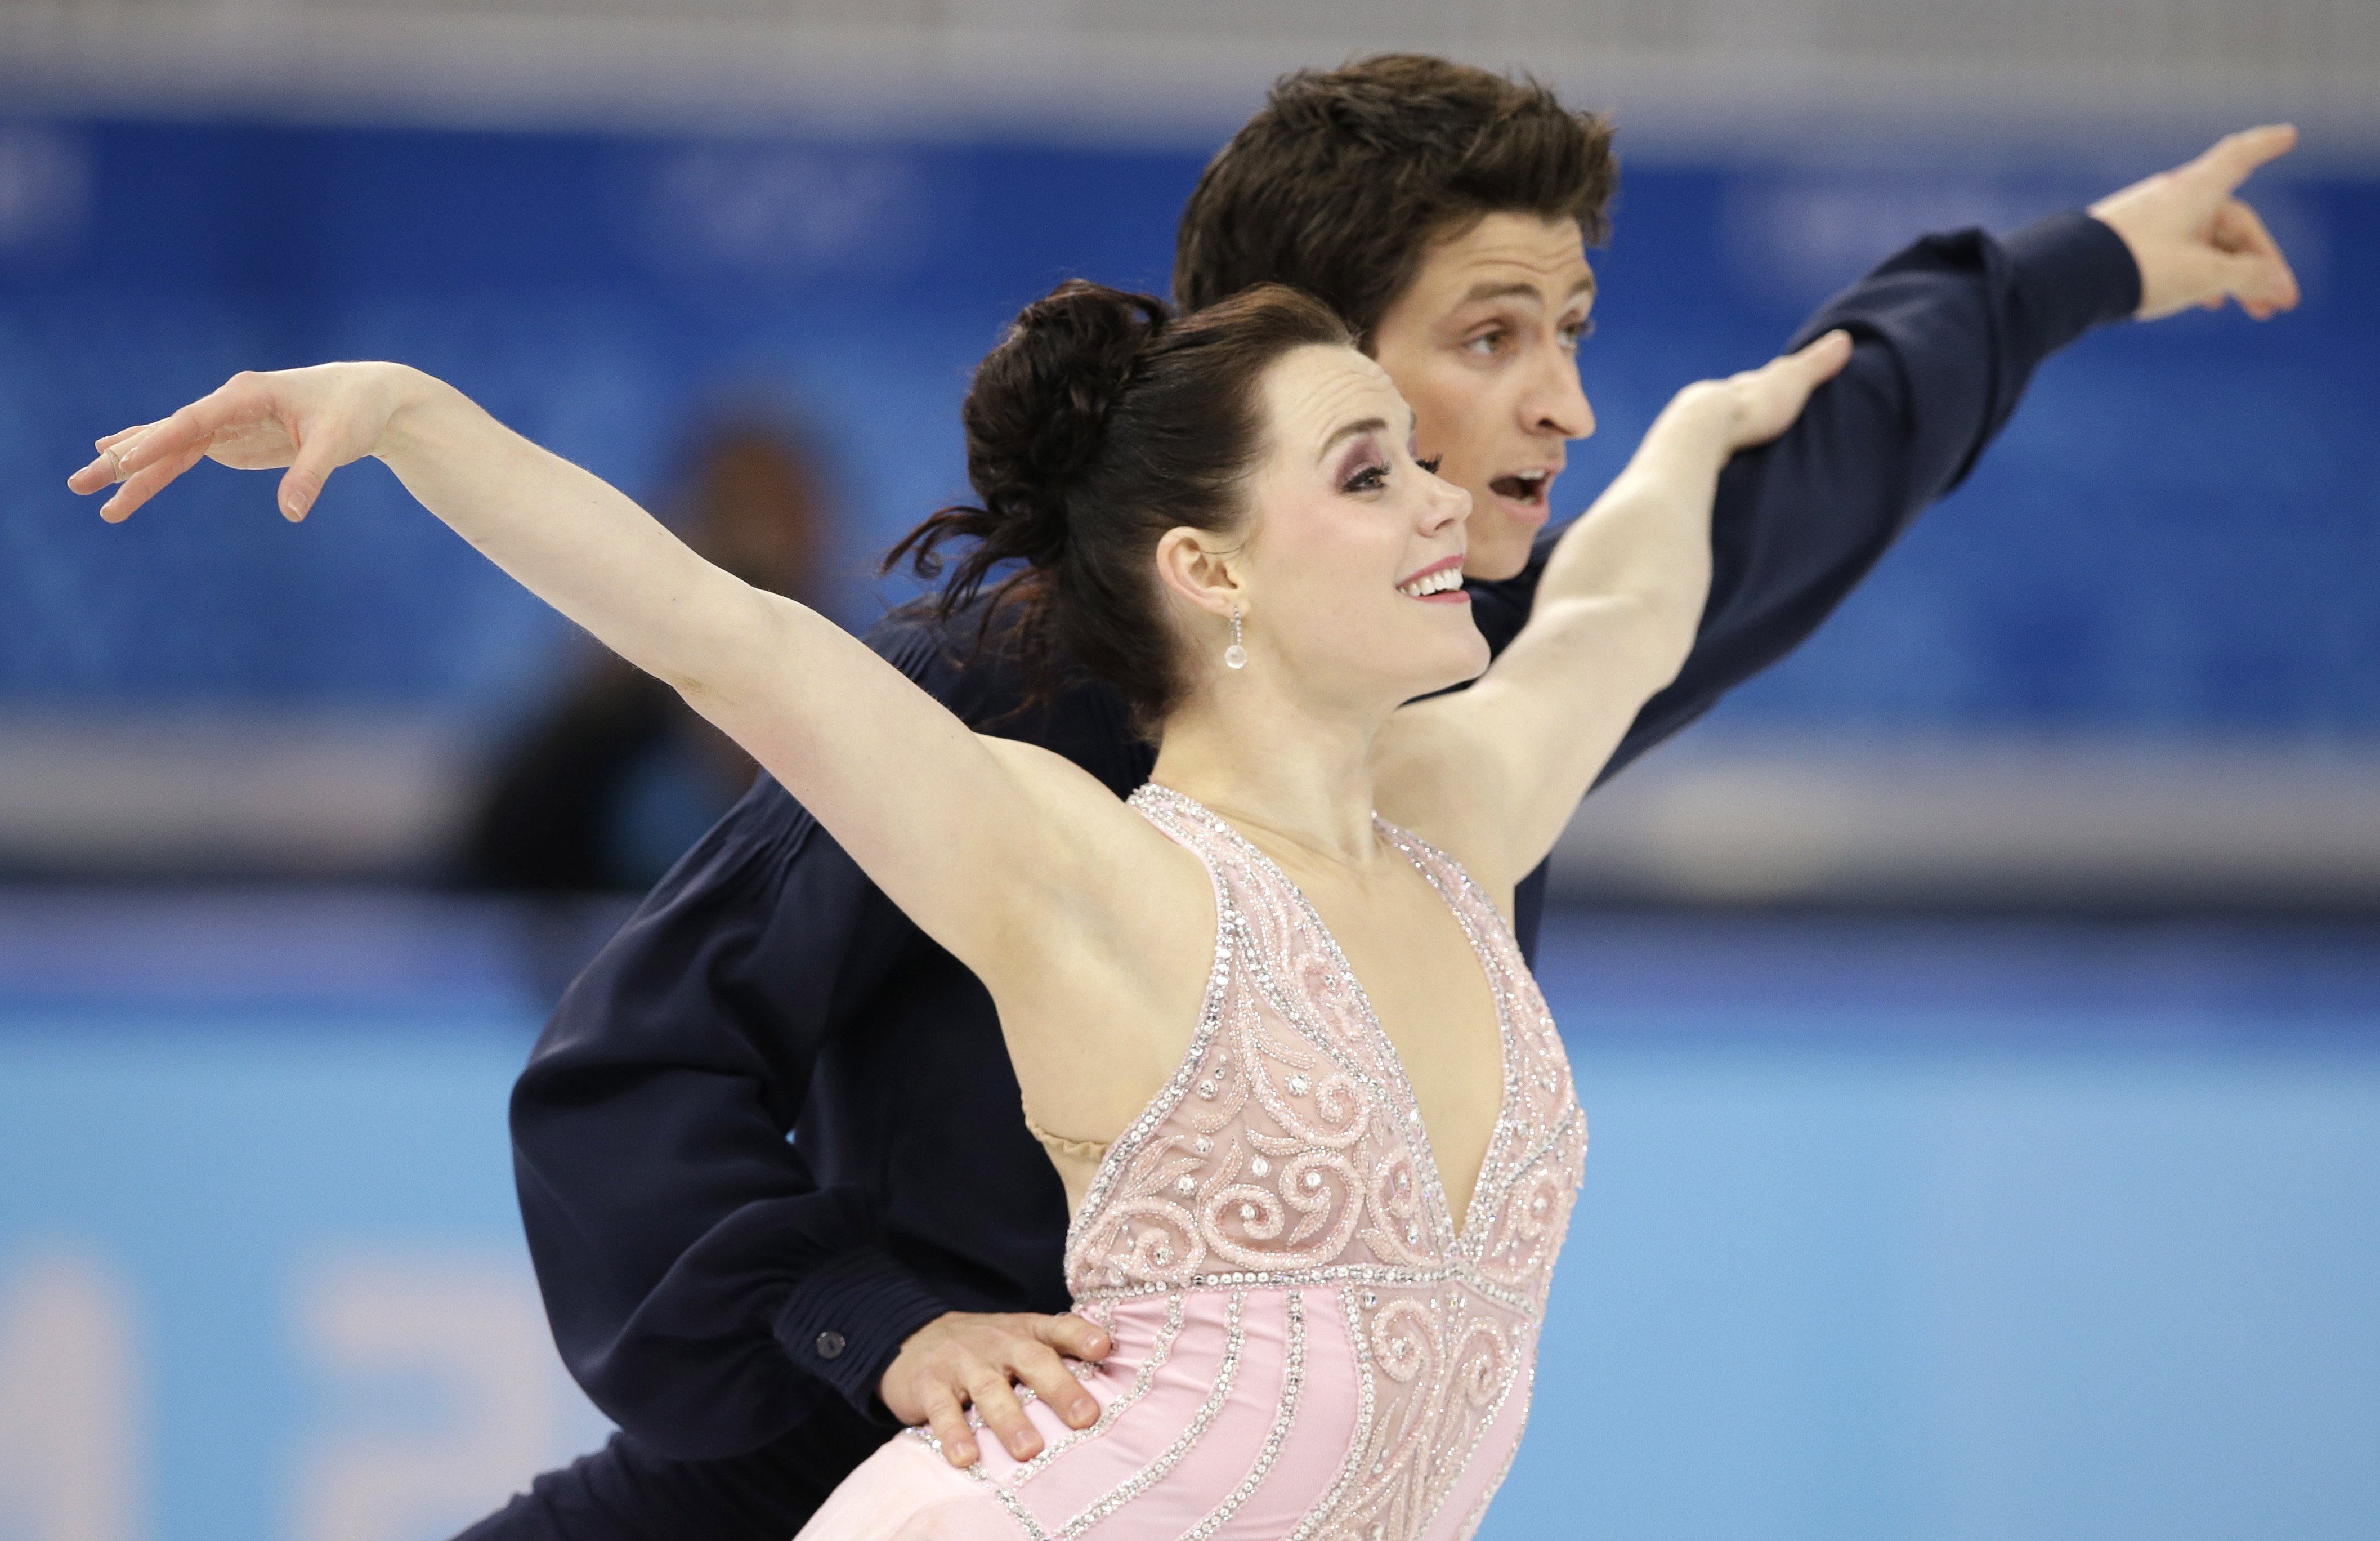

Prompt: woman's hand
xmin=1372 ymin=327 xmax=1851 ymax=893
xmin=1690 ymin=328 xmax=1855 ymax=455
xmin=66 ymin=362 xmax=419 ymax=524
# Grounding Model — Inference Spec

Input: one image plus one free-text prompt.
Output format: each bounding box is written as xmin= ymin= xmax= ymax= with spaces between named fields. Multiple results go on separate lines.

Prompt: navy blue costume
xmin=462 ymin=213 xmax=2140 ymax=1541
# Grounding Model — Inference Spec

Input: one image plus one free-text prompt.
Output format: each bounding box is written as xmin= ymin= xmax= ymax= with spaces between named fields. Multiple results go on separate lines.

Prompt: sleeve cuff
xmin=771 ymin=1246 xmax=955 ymax=1425
xmin=2004 ymin=209 xmax=2143 ymax=351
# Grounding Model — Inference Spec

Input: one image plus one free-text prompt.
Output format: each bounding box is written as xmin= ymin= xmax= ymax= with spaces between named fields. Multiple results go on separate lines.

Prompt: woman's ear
xmin=1152 ymin=526 xmax=1245 ymax=621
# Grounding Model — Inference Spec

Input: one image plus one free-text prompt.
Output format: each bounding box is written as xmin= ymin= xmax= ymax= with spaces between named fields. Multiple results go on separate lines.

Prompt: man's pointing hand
xmin=2089 ymin=124 xmax=2302 ymax=323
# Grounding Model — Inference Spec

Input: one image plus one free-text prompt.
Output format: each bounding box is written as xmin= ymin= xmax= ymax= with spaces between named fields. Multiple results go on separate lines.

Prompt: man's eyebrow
xmin=1317 ymin=416 xmax=1389 ymax=462
xmin=1457 ymin=273 xmax=1598 ymax=307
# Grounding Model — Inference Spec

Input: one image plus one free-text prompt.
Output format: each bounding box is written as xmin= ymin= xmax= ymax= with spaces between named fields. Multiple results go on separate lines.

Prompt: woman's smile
xmin=1395 ymin=554 xmax=1471 ymax=602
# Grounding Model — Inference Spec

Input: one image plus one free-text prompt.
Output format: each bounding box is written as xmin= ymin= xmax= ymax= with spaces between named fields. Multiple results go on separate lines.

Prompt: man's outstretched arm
xmin=1468 ymin=126 xmax=2297 ymax=945
xmin=1475 ymin=125 xmax=2297 ymax=774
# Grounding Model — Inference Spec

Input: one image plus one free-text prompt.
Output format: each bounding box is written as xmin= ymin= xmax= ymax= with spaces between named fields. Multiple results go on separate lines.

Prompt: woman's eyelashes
xmin=1340 ymin=449 xmax=1443 ymax=495
xmin=1339 ymin=444 xmax=1390 ymax=494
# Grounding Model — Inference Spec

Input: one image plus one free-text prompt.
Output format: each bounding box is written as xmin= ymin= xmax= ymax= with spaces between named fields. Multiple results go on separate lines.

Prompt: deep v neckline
xmin=1153 ymin=785 xmax=1518 ymax=1249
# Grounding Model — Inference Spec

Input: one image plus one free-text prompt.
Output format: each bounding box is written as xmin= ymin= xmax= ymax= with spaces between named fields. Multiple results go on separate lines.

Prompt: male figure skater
xmin=462 ymin=56 xmax=2297 ymax=1541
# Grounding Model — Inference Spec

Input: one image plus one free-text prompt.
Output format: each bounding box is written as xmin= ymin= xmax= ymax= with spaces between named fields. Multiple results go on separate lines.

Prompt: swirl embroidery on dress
xmin=1056 ymin=786 xmax=1585 ymax=1541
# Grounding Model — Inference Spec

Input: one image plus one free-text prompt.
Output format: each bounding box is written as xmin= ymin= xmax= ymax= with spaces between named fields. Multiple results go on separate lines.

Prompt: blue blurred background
xmin=1 ymin=2 xmax=2375 ymax=1538
xmin=3 ymin=124 xmax=2372 ymax=732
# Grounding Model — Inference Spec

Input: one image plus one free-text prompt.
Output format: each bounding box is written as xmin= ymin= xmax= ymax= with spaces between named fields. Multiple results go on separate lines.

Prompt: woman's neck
xmin=1148 ymin=676 xmax=1391 ymax=868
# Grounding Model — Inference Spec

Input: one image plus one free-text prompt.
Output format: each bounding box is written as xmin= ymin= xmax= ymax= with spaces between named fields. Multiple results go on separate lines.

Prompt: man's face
xmin=1370 ymin=213 xmax=1596 ymax=582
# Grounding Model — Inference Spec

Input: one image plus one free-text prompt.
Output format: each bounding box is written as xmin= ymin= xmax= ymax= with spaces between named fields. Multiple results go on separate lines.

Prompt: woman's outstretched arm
xmin=1374 ymin=332 xmax=1852 ymax=895
xmin=67 ymin=364 xmax=1147 ymax=990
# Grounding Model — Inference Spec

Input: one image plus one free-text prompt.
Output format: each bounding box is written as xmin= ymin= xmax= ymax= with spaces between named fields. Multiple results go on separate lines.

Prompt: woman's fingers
xmin=1755 ymin=329 xmax=1851 ymax=398
xmin=68 ymin=370 xmax=339 ymax=520
xmin=66 ymin=449 xmax=123 ymax=496
xmin=1718 ymin=329 xmax=1853 ymax=451
xmin=73 ymin=413 xmax=220 ymax=520
xmin=1793 ymin=328 xmax=1854 ymax=385
xmin=114 ymin=396 xmax=235 ymax=481
xmin=68 ymin=397 xmax=231 ymax=502
xmin=278 ymin=427 xmax=346 ymax=522
xmin=97 ymin=438 xmax=210 ymax=524
xmin=68 ymin=420 xmax=163 ymax=494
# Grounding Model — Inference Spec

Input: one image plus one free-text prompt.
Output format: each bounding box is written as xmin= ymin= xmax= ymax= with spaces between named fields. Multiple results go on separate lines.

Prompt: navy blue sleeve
xmin=511 ymin=615 xmax=1025 ymax=1462
xmin=1469 ymin=211 xmax=2140 ymax=953
xmin=511 ymin=606 xmax=1148 ymax=1467
xmin=511 ymin=771 xmax=955 ymax=1458
xmin=1608 ymin=211 xmax=2139 ymax=764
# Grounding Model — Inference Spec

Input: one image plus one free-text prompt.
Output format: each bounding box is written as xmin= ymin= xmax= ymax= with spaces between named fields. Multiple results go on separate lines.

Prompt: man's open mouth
xmin=1488 ymin=470 xmax=1550 ymax=506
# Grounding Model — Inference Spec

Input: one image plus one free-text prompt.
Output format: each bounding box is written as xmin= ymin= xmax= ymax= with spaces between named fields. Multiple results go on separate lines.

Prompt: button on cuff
xmin=772 ymin=1245 xmax=956 ymax=1424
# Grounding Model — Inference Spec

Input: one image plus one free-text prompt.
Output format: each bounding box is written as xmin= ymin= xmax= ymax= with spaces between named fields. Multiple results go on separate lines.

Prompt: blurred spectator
xmin=463 ymin=417 xmax=835 ymax=891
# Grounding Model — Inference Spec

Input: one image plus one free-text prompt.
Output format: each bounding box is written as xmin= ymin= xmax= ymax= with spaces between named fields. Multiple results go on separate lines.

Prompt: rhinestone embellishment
xmin=1043 ymin=786 xmax=1586 ymax=1541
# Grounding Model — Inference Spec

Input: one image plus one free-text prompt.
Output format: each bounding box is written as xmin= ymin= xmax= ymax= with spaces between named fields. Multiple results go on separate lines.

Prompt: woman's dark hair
xmin=1174 ymin=54 xmax=1617 ymax=343
xmin=885 ymin=279 xmax=1352 ymax=732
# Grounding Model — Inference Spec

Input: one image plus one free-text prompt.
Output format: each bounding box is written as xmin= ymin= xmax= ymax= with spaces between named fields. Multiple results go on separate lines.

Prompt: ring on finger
xmin=102 ymin=446 xmax=127 ymax=484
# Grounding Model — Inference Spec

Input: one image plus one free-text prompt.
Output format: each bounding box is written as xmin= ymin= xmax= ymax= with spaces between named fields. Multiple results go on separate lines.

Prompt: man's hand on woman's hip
xmin=879 ymin=1310 xmax=1113 ymax=1468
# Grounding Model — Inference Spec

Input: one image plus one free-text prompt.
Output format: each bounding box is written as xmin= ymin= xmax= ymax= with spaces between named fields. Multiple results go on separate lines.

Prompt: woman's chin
xmin=1289 ymin=620 xmax=1490 ymax=711
xmin=1393 ymin=638 xmax=1492 ymax=703
xmin=1450 ymin=631 xmax=1493 ymax=684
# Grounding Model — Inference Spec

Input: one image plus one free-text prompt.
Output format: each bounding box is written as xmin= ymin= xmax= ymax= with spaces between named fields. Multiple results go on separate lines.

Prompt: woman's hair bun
xmin=886 ymin=276 xmax=1349 ymax=732
xmin=964 ymin=280 xmax=1169 ymax=548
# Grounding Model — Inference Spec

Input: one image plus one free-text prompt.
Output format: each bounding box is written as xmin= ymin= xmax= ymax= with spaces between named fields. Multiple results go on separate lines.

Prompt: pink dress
xmin=795 ymin=784 xmax=1586 ymax=1541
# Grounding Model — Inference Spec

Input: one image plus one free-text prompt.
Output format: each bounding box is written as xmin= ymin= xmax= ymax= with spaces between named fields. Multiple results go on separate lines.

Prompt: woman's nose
xmin=1429 ymin=476 xmax=1472 ymax=529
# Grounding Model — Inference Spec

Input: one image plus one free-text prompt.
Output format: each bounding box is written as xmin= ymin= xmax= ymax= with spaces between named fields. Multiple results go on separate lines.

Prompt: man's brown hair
xmin=1173 ymin=54 xmax=1617 ymax=342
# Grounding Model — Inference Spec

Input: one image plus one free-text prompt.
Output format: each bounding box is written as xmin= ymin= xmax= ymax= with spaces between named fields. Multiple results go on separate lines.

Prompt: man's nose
xmin=1528 ymin=350 xmax=1595 ymax=441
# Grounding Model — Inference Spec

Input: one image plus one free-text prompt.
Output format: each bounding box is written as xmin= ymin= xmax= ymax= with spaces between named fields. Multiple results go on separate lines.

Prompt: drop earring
xmin=1224 ymin=607 xmax=1247 ymax=671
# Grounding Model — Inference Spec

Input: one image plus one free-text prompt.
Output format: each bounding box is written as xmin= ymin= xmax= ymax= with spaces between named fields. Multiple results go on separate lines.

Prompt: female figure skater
xmin=72 ymin=280 xmax=1845 ymax=1539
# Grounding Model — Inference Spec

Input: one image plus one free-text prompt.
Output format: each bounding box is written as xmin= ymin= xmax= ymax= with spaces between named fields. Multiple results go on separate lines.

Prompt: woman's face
xmin=1223 ymin=343 xmax=1488 ymax=710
